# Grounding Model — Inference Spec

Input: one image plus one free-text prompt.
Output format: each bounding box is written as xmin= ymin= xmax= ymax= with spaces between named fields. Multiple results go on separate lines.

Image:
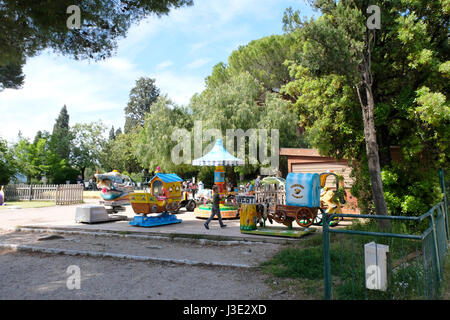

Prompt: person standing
xmin=204 ymin=185 xmax=226 ymax=229
xmin=255 ymin=175 xmax=262 ymax=188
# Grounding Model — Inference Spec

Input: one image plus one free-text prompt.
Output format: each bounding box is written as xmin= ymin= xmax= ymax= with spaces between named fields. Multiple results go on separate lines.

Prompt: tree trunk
xmin=358 ymin=73 xmax=391 ymax=230
xmin=357 ymin=30 xmax=391 ymax=230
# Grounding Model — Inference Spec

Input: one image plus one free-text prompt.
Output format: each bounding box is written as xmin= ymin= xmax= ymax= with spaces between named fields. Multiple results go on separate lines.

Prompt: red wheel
xmin=296 ymin=207 xmax=314 ymax=228
xmin=272 ymin=210 xmax=287 ymax=223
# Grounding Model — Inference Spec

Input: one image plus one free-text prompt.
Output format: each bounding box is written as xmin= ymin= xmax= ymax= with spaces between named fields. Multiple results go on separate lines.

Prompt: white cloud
xmin=0 ymin=0 xmax=312 ymax=143
xmin=185 ymin=58 xmax=211 ymax=69
xmin=97 ymin=57 xmax=136 ymax=73
xmin=150 ymin=71 xmax=205 ymax=106
xmin=156 ymin=60 xmax=174 ymax=69
xmin=0 ymin=53 xmax=140 ymax=141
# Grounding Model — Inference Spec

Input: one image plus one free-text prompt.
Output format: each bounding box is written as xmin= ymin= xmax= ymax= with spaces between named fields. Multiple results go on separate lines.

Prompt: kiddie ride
xmin=194 ymin=166 xmax=240 ymax=219
xmin=96 ymin=170 xmax=134 ymax=213
xmin=240 ymin=172 xmax=346 ymax=238
xmin=128 ymin=173 xmax=184 ymax=227
xmin=75 ymin=171 xmax=132 ymax=224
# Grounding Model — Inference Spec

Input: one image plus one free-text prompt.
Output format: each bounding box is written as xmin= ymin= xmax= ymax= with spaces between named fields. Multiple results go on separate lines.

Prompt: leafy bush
xmin=50 ymin=166 xmax=80 ymax=184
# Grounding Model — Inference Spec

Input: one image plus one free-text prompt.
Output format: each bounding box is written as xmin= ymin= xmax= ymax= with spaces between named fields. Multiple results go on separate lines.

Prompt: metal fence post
xmin=439 ymin=168 xmax=449 ymax=240
xmin=323 ymin=214 xmax=332 ymax=300
xmin=430 ymin=213 xmax=441 ymax=282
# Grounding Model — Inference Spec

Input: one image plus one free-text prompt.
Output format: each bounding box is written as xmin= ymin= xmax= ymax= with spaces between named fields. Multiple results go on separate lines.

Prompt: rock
xmin=274 ymin=290 xmax=287 ymax=295
xmin=37 ymin=235 xmax=64 ymax=241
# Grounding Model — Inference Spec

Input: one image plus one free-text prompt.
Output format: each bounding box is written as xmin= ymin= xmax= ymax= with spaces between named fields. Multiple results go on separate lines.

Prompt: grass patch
xmin=442 ymin=254 xmax=450 ymax=300
xmin=261 ymin=218 xmax=448 ymax=300
xmin=83 ymin=191 xmax=102 ymax=199
xmin=0 ymin=201 xmax=55 ymax=209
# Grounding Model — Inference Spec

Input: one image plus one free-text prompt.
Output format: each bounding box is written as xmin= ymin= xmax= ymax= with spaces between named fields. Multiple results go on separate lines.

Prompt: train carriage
xmin=130 ymin=173 xmax=183 ymax=214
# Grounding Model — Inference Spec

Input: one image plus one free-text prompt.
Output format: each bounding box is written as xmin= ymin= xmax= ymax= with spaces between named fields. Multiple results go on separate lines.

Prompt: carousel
xmin=192 ymin=138 xmax=244 ymax=219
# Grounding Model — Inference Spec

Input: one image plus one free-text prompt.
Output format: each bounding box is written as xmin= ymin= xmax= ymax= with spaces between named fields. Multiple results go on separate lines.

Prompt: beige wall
xmin=291 ymin=162 xmax=354 ymax=188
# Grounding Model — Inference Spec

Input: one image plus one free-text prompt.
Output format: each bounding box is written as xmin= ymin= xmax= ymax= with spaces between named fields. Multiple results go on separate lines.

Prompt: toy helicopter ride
xmin=128 ymin=172 xmax=184 ymax=227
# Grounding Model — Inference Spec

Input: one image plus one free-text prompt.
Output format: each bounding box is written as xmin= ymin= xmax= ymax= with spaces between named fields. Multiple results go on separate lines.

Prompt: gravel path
xmin=0 ymin=230 xmax=281 ymax=267
xmin=0 ymin=230 xmax=306 ymax=300
xmin=0 ymin=249 xmax=273 ymax=300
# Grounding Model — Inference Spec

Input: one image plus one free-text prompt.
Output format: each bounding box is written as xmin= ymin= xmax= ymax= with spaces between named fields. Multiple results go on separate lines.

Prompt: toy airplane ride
xmin=76 ymin=170 xmax=132 ymax=224
xmin=95 ymin=170 xmax=134 ymax=213
xmin=129 ymin=173 xmax=183 ymax=227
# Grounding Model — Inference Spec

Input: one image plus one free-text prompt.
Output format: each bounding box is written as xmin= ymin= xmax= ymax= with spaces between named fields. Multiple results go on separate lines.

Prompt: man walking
xmin=204 ymin=185 xmax=226 ymax=229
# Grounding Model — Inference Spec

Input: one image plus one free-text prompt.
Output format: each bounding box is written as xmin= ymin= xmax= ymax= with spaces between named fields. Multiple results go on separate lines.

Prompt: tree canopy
xmin=50 ymin=105 xmax=71 ymax=160
xmin=124 ymin=77 xmax=160 ymax=133
xmin=0 ymin=0 xmax=193 ymax=91
xmin=282 ymin=0 xmax=449 ymax=217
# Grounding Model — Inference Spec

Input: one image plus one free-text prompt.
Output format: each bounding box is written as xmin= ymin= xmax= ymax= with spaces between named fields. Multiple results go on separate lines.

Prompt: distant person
xmin=0 ymin=186 xmax=4 ymax=205
xmin=204 ymin=185 xmax=226 ymax=230
xmin=227 ymin=181 xmax=232 ymax=192
xmin=255 ymin=175 xmax=262 ymax=188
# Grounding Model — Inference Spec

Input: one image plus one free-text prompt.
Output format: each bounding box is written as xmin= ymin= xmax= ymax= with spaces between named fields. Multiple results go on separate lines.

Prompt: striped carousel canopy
xmin=192 ymin=139 xmax=245 ymax=167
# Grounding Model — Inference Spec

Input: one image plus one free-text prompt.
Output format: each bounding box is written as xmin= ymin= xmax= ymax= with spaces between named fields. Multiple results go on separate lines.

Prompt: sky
xmin=0 ymin=0 xmax=317 ymax=143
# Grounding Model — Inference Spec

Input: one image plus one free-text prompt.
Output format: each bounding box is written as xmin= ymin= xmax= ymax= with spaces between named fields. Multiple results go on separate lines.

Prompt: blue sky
xmin=0 ymin=0 xmax=317 ymax=143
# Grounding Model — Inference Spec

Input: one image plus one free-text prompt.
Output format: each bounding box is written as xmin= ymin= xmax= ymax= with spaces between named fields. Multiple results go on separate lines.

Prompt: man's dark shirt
xmin=212 ymin=192 xmax=220 ymax=210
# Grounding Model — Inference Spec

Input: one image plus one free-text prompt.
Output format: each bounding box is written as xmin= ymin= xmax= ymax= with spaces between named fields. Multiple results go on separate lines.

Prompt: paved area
xmin=0 ymin=199 xmax=320 ymax=243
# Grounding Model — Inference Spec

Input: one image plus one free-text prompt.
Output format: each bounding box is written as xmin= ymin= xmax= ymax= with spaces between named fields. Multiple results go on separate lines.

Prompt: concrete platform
xmin=0 ymin=200 xmax=324 ymax=244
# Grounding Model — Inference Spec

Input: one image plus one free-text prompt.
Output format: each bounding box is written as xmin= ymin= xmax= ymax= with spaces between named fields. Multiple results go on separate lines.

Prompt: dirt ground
xmin=0 ymin=230 xmax=309 ymax=300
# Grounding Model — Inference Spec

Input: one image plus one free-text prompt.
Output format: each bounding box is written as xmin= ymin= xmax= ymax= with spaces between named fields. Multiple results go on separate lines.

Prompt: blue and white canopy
xmin=192 ymin=139 xmax=245 ymax=167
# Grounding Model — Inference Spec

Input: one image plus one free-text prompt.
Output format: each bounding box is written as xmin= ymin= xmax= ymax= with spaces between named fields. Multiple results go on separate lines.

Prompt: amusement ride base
xmin=130 ymin=212 xmax=182 ymax=228
xmin=194 ymin=204 xmax=239 ymax=219
xmin=240 ymin=225 xmax=315 ymax=238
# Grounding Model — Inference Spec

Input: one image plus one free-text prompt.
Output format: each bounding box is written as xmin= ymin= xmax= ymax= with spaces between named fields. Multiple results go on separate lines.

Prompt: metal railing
xmin=322 ymin=169 xmax=449 ymax=300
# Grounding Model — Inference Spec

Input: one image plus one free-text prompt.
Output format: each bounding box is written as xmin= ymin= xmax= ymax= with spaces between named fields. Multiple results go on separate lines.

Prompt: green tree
xmin=138 ymin=95 xmax=193 ymax=173
xmin=124 ymin=77 xmax=160 ymax=133
xmin=191 ymin=71 xmax=299 ymax=177
xmin=108 ymin=126 xmax=116 ymax=141
xmin=101 ymin=129 xmax=143 ymax=174
xmin=0 ymin=137 xmax=16 ymax=185
xmin=13 ymin=136 xmax=49 ymax=183
xmin=0 ymin=0 xmax=193 ymax=91
xmin=282 ymin=0 xmax=449 ymax=220
xmin=227 ymin=34 xmax=299 ymax=93
xmin=70 ymin=121 xmax=107 ymax=180
xmin=50 ymin=105 xmax=71 ymax=160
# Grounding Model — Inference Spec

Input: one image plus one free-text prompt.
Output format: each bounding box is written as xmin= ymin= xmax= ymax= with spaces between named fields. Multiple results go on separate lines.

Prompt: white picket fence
xmin=3 ymin=184 xmax=83 ymax=205
xmin=254 ymin=184 xmax=286 ymax=205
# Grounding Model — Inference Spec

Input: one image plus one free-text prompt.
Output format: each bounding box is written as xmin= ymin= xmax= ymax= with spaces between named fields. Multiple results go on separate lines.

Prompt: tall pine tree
xmin=109 ymin=126 xmax=116 ymax=141
xmin=124 ymin=77 xmax=160 ymax=133
xmin=51 ymin=105 xmax=71 ymax=160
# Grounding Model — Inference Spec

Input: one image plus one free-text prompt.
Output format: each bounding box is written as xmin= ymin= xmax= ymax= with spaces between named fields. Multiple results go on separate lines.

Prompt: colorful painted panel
xmin=285 ymin=173 xmax=321 ymax=208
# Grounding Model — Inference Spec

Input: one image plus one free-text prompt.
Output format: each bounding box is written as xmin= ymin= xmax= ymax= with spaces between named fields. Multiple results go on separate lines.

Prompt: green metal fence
xmin=322 ymin=169 xmax=449 ymax=300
